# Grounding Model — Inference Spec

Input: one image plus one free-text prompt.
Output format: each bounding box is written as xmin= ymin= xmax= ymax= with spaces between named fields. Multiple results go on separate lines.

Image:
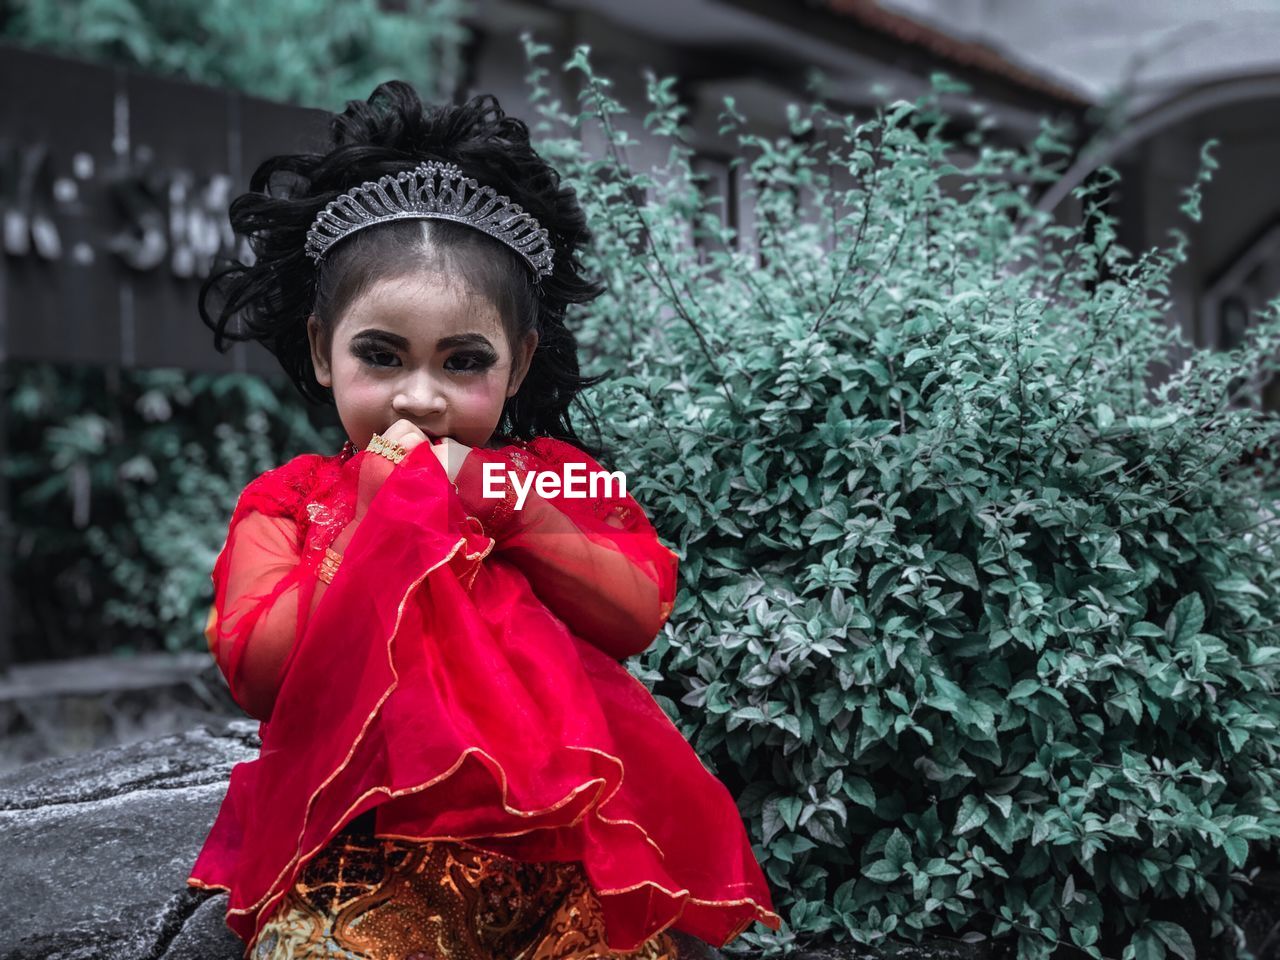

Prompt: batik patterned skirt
xmin=250 ymin=815 xmax=680 ymax=960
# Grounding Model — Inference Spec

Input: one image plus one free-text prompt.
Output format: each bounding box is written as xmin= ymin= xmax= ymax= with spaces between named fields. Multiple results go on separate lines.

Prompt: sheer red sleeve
xmin=204 ymin=510 xmax=307 ymax=721
xmin=204 ymin=451 xmax=397 ymax=721
xmin=452 ymin=437 xmax=679 ymax=661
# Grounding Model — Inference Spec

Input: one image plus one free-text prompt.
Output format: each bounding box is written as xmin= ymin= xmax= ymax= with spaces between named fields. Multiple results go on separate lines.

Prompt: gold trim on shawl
xmin=240 ymin=533 xmax=476 ymax=917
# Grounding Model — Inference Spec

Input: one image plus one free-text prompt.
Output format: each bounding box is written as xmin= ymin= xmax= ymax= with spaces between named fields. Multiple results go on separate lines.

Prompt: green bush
xmin=2 ymin=0 xmax=469 ymax=107
xmin=6 ymin=367 xmax=342 ymax=655
xmin=521 ymin=40 xmax=1280 ymax=960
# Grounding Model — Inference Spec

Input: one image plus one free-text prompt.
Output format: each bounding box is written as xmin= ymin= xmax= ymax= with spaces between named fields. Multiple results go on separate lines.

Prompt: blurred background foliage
xmin=7 ymin=366 xmax=343 ymax=658
xmin=0 ymin=0 xmax=470 ymax=107
xmin=1 ymin=0 xmax=468 ymax=659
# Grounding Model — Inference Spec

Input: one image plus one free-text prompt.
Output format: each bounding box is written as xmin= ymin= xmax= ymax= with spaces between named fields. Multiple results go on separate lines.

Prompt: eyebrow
xmin=350 ymin=329 xmax=495 ymax=351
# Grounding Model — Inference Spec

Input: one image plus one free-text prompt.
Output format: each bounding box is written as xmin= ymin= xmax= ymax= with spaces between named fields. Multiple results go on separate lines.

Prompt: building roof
xmin=820 ymin=0 xmax=1092 ymax=108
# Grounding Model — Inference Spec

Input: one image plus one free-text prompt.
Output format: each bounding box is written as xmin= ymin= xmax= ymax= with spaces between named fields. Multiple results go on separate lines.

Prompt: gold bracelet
xmin=367 ymin=433 xmax=408 ymax=464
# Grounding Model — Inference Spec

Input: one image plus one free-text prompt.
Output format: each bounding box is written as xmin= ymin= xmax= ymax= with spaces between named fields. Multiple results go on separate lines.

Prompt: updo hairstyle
xmin=198 ymin=82 xmax=607 ymax=449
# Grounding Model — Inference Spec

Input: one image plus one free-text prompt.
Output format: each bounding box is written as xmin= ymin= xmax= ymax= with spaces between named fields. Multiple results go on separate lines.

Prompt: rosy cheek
xmin=453 ymin=375 xmax=504 ymax=404
xmin=477 ymin=379 xmax=510 ymax=412
xmin=333 ymin=362 xmax=387 ymax=406
xmin=346 ymin=378 xmax=386 ymax=403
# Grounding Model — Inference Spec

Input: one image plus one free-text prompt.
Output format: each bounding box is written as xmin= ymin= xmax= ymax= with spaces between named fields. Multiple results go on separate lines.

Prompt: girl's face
xmin=307 ymin=271 xmax=537 ymax=452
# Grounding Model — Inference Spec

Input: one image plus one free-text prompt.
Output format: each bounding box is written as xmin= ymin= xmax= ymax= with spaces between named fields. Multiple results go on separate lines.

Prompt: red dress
xmin=186 ymin=436 xmax=781 ymax=955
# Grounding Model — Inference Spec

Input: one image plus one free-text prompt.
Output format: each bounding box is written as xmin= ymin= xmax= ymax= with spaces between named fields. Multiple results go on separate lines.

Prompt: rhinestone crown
xmin=304 ymin=160 xmax=554 ymax=279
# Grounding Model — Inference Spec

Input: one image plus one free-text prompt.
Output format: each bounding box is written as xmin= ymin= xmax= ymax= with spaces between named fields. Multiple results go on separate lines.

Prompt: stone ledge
xmin=0 ymin=722 xmax=259 ymax=960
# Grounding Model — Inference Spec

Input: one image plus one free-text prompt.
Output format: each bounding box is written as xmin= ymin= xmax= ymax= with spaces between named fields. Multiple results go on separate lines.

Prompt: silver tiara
xmin=304 ymin=160 xmax=554 ymax=279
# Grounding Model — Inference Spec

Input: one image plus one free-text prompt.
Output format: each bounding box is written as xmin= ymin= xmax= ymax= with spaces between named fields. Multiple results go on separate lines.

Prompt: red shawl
xmin=187 ymin=436 xmax=781 ymax=953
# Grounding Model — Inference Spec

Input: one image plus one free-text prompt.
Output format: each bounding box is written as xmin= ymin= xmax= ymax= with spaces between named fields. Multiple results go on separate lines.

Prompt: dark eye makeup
xmin=446 ymin=350 xmax=497 ymax=373
xmin=351 ymin=343 xmax=496 ymax=374
xmin=355 ymin=348 xmax=398 ymax=367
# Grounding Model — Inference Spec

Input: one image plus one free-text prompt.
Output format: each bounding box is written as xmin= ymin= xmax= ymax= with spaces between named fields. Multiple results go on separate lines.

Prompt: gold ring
xmin=367 ymin=433 xmax=408 ymax=464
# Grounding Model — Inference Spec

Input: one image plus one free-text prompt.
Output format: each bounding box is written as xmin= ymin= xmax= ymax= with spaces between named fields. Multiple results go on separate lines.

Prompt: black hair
xmin=198 ymin=82 xmax=607 ymax=453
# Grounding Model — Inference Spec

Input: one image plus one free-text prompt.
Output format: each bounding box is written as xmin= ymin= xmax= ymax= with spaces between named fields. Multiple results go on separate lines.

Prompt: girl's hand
xmin=375 ymin=420 xmax=470 ymax=483
xmin=380 ymin=419 xmax=431 ymax=454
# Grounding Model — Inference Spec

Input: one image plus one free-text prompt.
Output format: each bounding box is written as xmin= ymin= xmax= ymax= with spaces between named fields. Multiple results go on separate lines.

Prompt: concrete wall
xmin=1124 ymin=96 xmax=1280 ymax=356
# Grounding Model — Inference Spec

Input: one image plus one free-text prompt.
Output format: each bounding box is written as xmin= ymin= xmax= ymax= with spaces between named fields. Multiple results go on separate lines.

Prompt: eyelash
xmin=355 ymin=348 xmax=494 ymax=374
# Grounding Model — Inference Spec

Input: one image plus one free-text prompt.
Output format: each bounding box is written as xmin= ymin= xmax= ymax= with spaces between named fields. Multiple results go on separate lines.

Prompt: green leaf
xmin=1215 ymin=576 xmax=1265 ymax=597
xmin=1008 ymin=679 xmax=1041 ymax=700
xmin=1071 ymin=924 xmax=1099 ymax=949
xmin=1148 ymin=922 xmax=1195 ymax=960
xmin=885 ymin=828 xmax=912 ymax=871
xmin=936 ymin=553 xmax=979 ymax=590
xmin=1130 ymin=621 xmax=1165 ymax=639
xmin=1131 ymin=929 xmax=1167 ymax=960
xmin=779 ymin=796 xmax=804 ymax=832
xmin=1222 ymin=835 xmax=1248 ymax=868
xmin=844 ymin=776 xmax=877 ymax=810
xmin=987 ymin=793 xmax=1013 ymax=819
xmin=863 ymin=858 xmax=902 ymax=883
xmin=954 ymin=796 xmax=989 ymax=835
xmin=1166 ymin=594 xmax=1205 ymax=646
xmin=904 ymin=346 xmax=935 ymax=368
xmin=1248 ymin=646 xmax=1280 ymax=667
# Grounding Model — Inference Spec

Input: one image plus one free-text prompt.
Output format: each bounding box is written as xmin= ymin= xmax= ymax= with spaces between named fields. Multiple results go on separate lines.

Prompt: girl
xmin=187 ymin=83 xmax=781 ymax=960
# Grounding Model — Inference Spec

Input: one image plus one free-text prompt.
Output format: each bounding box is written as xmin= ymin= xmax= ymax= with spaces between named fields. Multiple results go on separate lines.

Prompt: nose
xmin=391 ymin=371 xmax=447 ymax=419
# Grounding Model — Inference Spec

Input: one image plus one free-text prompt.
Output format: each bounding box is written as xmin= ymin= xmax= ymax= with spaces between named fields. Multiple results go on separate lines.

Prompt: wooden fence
xmin=0 ymin=42 xmax=330 ymax=673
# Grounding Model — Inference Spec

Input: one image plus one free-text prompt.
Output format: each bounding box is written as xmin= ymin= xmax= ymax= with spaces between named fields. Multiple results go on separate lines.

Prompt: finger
xmin=381 ymin=419 xmax=428 ymax=450
xmin=383 ymin=419 xmax=425 ymax=442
